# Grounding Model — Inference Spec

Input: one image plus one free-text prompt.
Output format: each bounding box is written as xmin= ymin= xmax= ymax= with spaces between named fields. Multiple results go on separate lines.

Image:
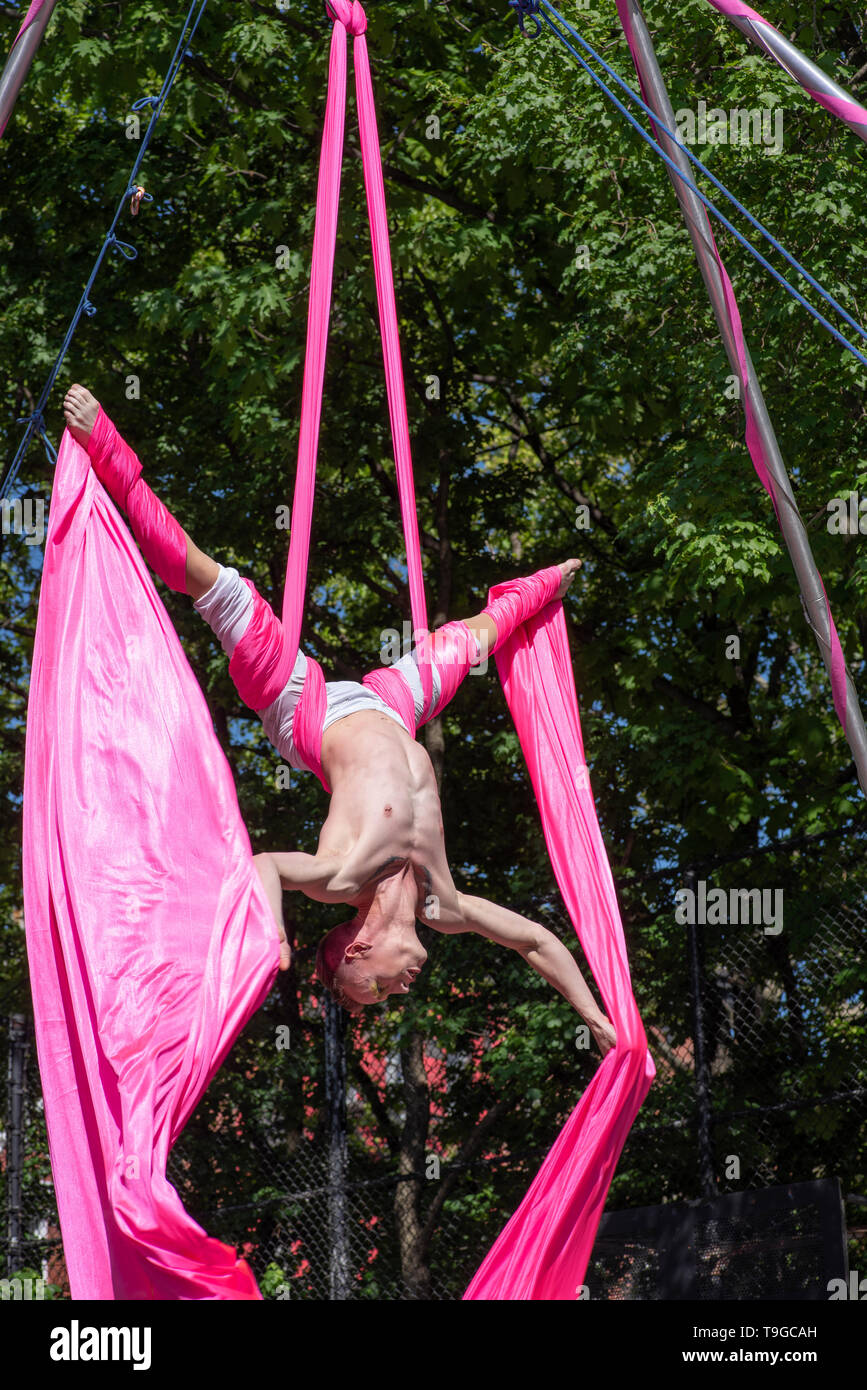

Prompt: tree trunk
xmin=394 ymin=1031 xmax=433 ymax=1298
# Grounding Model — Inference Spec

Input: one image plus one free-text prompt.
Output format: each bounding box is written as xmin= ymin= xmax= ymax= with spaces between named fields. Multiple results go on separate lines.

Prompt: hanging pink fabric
xmin=616 ymin=0 xmax=849 ymax=733
xmin=23 ymin=430 xmax=281 ymax=1299
xmin=465 ymin=592 xmax=656 ymax=1298
xmin=23 ymin=0 xmax=655 ymax=1300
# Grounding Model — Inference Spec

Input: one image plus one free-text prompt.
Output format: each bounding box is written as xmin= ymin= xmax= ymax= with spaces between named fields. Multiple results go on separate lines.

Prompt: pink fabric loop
xmin=326 ymin=0 xmax=367 ymax=36
xmin=280 ymin=0 xmax=434 ymax=716
xmin=419 ymin=622 xmax=481 ymax=724
xmin=88 ymin=404 xmax=142 ymax=503
xmin=292 ymin=658 xmax=331 ymax=791
xmin=362 ymin=662 xmax=419 ymax=737
xmin=483 ymin=564 xmax=563 ymax=655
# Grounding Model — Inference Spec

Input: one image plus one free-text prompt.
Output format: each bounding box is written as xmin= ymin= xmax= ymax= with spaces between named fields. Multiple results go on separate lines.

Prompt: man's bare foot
xmin=556 ymin=557 xmax=582 ymax=600
xmin=63 ymin=384 xmax=100 ymax=447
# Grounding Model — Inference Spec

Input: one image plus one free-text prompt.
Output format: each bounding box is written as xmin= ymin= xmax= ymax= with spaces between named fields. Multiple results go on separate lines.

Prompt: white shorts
xmin=194 ymin=565 xmax=445 ymax=773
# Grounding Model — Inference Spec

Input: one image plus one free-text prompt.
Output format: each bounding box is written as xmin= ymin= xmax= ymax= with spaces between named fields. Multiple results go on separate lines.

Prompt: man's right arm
xmin=263 ymin=851 xmax=350 ymax=904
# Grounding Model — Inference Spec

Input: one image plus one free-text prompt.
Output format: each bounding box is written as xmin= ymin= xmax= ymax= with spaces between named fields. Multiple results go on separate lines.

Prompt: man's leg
xmin=371 ymin=559 xmax=583 ymax=733
xmin=64 ymin=384 xmax=220 ymax=599
xmin=462 ymin=557 xmax=582 ymax=659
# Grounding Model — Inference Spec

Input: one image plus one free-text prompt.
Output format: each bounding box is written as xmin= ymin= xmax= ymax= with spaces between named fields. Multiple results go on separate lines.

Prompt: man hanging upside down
xmin=63 ymin=383 xmax=616 ymax=1056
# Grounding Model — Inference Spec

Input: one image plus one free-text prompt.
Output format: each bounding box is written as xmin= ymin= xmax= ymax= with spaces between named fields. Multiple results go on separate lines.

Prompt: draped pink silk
xmin=465 ymin=590 xmax=656 ymax=1299
xmin=23 ymin=429 xmax=281 ymax=1299
xmin=702 ymin=0 xmax=867 ymax=138
xmin=615 ymin=0 xmax=849 ymax=733
xmin=23 ymin=0 xmax=655 ymax=1301
xmin=233 ymin=0 xmax=654 ymax=1298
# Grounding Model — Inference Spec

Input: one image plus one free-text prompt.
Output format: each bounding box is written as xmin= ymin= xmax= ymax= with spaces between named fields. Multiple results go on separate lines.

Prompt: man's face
xmin=339 ymin=921 xmax=428 ymax=1007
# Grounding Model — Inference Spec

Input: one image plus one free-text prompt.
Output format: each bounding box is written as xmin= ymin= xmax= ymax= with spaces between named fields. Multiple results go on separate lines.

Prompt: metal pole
xmin=684 ymin=871 xmax=716 ymax=1201
xmin=721 ymin=8 xmax=867 ymax=147
xmin=324 ymin=995 xmax=349 ymax=1300
xmin=0 ymin=1 xmax=59 ymax=140
xmin=6 ymin=1014 xmax=27 ymax=1267
xmin=620 ymin=0 xmax=867 ymax=798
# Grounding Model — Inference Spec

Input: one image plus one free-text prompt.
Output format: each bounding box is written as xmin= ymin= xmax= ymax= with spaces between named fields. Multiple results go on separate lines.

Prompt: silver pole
xmin=723 ymin=9 xmax=867 ymax=146
xmin=620 ymin=0 xmax=867 ymax=796
xmin=0 ymin=0 xmax=59 ymax=140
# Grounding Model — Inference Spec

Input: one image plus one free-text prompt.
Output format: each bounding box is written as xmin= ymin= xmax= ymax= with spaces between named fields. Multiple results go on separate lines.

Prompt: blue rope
xmin=0 ymin=0 xmax=210 ymax=502
xmin=512 ymin=0 xmax=867 ymax=372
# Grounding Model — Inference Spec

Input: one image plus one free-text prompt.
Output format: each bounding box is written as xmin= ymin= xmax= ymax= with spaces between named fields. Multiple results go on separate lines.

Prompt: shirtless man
xmin=64 ymin=383 xmax=616 ymax=1057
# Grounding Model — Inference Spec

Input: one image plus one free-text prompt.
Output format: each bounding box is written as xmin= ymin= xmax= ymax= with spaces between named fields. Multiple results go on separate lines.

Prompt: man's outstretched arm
xmin=450 ymin=892 xmax=617 ymax=1057
xmin=259 ymin=850 xmax=350 ymax=905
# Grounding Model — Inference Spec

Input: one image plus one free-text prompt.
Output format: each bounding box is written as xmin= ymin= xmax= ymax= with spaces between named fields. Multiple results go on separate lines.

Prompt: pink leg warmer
xmin=482 ymin=564 xmax=563 ymax=655
xmin=86 ymin=405 xmax=188 ymax=594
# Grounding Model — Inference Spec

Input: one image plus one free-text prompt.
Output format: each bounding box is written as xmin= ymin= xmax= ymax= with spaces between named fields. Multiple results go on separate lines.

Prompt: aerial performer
xmin=62 ymin=383 xmax=616 ymax=1052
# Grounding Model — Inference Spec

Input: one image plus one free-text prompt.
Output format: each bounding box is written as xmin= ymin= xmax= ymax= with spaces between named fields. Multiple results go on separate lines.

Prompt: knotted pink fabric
xmin=616 ymin=0 xmax=849 ymax=733
xmin=86 ymin=404 xmax=187 ymax=593
xmin=23 ymin=430 xmax=281 ymax=1298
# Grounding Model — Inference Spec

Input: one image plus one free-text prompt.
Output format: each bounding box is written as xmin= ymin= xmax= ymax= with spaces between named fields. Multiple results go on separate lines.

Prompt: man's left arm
xmin=452 ymin=892 xmax=617 ymax=1056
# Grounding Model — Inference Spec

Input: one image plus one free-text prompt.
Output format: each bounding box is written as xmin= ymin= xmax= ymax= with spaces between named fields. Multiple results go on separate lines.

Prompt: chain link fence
xmin=2 ymin=828 xmax=865 ymax=1299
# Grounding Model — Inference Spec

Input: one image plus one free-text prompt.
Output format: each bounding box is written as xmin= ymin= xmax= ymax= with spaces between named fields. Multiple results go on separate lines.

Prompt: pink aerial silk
xmin=23 ymin=0 xmax=654 ymax=1301
xmin=23 ymin=430 xmax=281 ymax=1299
xmin=463 ymin=591 xmax=656 ymax=1299
xmin=702 ymin=0 xmax=867 ymax=139
xmin=616 ymin=0 xmax=849 ymax=734
xmin=273 ymin=0 xmax=654 ymax=1299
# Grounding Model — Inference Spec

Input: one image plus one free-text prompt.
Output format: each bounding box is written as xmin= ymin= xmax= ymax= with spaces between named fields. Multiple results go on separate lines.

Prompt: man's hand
xmin=588 ymin=1015 xmax=617 ymax=1059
